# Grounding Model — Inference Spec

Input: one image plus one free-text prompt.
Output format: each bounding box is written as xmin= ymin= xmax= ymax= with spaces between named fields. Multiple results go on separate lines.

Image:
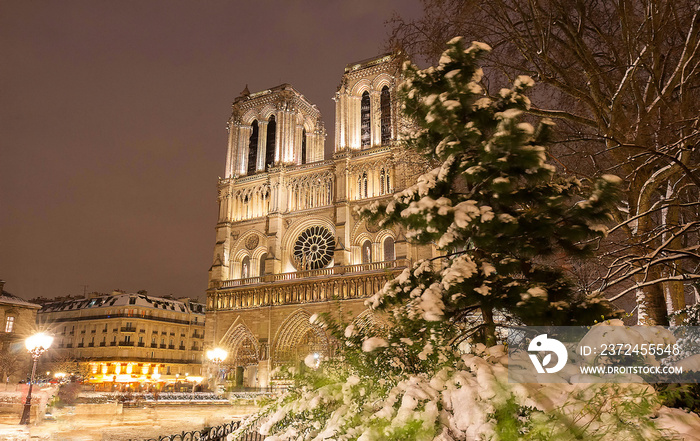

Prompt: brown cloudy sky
xmin=0 ymin=0 xmax=422 ymax=301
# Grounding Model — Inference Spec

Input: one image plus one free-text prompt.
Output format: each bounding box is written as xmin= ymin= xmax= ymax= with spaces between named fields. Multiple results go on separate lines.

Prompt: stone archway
xmin=219 ymin=322 xmax=261 ymax=388
xmin=271 ymin=309 xmax=329 ymax=369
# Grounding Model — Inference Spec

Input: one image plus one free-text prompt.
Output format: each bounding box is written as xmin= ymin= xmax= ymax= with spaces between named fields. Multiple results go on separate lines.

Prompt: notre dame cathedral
xmin=204 ymin=53 xmax=431 ymax=387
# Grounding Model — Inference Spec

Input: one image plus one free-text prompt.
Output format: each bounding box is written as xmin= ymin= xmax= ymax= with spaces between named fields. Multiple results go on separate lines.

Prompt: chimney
xmin=0 ymin=280 xmax=4 ymax=293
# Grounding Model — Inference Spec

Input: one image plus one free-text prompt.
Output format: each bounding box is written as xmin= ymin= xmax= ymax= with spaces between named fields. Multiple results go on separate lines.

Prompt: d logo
xmin=528 ymin=334 xmax=568 ymax=374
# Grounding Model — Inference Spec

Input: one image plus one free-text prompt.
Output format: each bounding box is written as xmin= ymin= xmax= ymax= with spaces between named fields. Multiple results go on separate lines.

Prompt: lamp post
xmin=20 ymin=333 xmax=53 ymax=425
xmin=206 ymin=348 xmax=228 ymax=393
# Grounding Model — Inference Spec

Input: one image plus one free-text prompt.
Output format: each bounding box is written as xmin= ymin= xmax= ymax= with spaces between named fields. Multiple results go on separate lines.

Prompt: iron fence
xmin=130 ymin=419 xmax=266 ymax=441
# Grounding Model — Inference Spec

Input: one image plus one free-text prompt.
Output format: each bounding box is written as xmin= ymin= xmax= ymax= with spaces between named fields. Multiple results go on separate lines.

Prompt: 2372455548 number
xmin=595 ymin=343 xmax=681 ymax=356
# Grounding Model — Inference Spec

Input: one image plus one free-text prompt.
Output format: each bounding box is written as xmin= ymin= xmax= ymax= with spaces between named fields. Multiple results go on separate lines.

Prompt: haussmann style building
xmin=37 ymin=291 xmax=205 ymax=391
xmin=205 ymin=53 xmax=433 ymax=388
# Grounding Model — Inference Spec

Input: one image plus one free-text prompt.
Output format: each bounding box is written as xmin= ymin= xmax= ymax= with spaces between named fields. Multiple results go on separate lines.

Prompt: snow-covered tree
xmin=222 ymin=40 xmax=700 ymax=441
xmin=389 ymin=0 xmax=700 ymax=325
xmin=361 ymin=37 xmax=619 ymax=346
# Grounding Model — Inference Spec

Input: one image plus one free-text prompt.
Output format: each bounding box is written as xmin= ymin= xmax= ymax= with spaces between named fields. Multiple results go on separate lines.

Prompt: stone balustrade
xmin=208 ymin=259 xmax=408 ymax=311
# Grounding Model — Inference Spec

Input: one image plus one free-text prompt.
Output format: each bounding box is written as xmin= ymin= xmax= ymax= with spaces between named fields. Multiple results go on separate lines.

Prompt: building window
xmin=241 ymin=256 xmax=250 ymax=279
xmin=259 ymin=253 xmax=267 ymax=277
xmin=363 ymin=173 xmax=368 ymax=198
xmin=383 ymin=237 xmax=395 ymax=261
xmin=360 ymin=91 xmax=371 ymax=148
xmin=265 ymin=115 xmax=276 ymax=169
xmin=4 ymin=317 xmax=15 ymax=333
xmin=301 ymin=128 xmax=307 ymax=164
xmin=247 ymin=120 xmax=259 ymax=175
xmin=380 ymin=86 xmax=391 ymax=144
xmin=362 ymin=240 xmax=372 ymax=264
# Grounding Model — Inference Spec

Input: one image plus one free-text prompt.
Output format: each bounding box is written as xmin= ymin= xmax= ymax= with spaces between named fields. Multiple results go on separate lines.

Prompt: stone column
xmin=238 ymin=125 xmax=252 ymax=176
xmin=350 ymin=96 xmax=360 ymax=149
xmin=224 ymin=122 xmax=237 ymax=178
xmin=370 ymin=89 xmax=381 ymax=148
xmin=258 ymin=120 xmax=269 ymax=172
xmin=295 ymin=124 xmax=304 ymax=164
xmin=334 ymin=93 xmax=343 ymax=152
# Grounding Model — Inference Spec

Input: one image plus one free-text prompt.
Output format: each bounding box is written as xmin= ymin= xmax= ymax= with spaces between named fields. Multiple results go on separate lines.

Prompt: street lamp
xmin=20 ymin=332 xmax=53 ymax=425
xmin=206 ymin=348 xmax=228 ymax=393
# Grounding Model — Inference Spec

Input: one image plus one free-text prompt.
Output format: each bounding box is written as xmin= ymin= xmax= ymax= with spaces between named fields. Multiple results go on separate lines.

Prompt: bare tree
xmin=389 ymin=0 xmax=700 ymax=324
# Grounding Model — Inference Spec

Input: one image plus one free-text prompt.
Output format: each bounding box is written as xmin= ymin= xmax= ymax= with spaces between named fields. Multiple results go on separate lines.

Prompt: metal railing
xmin=129 ymin=420 xmax=265 ymax=441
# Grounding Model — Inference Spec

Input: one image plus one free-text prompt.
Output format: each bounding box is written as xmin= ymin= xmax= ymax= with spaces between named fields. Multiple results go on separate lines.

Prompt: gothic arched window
xmin=301 ymin=128 xmax=307 ymax=164
xmin=241 ymin=256 xmax=250 ymax=279
xmin=383 ymin=237 xmax=395 ymax=261
xmin=259 ymin=253 xmax=267 ymax=277
xmin=247 ymin=120 xmax=259 ymax=175
xmin=265 ymin=115 xmax=276 ymax=170
xmin=360 ymin=91 xmax=371 ymax=148
xmin=380 ymin=86 xmax=391 ymax=144
xmin=361 ymin=240 xmax=372 ymax=264
xmin=386 ymin=171 xmax=391 ymax=194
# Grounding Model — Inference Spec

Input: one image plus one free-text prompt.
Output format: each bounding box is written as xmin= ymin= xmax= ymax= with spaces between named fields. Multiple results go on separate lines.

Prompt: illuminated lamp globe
xmin=25 ymin=333 xmax=53 ymax=355
xmin=206 ymin=348 xmax=228 ymax=364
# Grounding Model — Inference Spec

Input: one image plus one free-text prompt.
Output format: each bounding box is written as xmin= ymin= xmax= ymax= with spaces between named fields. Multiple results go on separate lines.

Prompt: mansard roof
xmin=39 ymin=292 xmax=205 ymax=315
xmin=0 ymin=290 xmax=41 ymax=309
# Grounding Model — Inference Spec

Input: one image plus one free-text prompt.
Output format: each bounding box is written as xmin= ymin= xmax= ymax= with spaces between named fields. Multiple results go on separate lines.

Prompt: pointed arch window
xmin=383 ymin=237 xmax=395 ymax=261
xmin=247 ymin=121 xmax=259 ymax=175
xmin=386 ymin=171 xmax=391 ymax=194
xmin=361 ymin=240 xmax=372 ymax=264
xmin=259 ymin=253 xmax=267 ymax=277
xmin=380 ymin=86 xmax=391 ymax=144
xmin=241 ymin=256 xmax=250 ymax=279
xmin=301 ymin=128 xmax=307 ymax=164
xmin=265 ymin=115 xmax=276 ymax=169
xmin=360 ymin=91 xmax=371 ymax=148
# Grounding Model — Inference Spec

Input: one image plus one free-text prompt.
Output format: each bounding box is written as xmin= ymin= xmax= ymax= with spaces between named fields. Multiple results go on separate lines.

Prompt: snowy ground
xmin=0 ymin=403 xmax=259 ymax=441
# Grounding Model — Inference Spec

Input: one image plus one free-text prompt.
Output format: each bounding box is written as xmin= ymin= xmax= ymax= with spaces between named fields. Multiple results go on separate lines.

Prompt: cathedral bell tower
xmin=205 ymin=53 xmax=430 ymax=389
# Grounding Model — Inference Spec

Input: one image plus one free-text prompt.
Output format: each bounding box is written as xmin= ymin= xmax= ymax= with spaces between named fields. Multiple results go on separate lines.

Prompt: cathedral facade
xmin=205 ymin=54 xmax=430 ymax=387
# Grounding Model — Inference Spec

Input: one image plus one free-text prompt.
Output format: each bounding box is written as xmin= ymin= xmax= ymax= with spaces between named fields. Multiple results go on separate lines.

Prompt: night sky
xmin=0 ymin=1 xmax=422 ymax=301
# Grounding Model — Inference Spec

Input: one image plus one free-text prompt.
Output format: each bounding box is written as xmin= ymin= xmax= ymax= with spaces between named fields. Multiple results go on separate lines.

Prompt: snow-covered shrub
xmin=241 ymin=344 xmax=685 ymax=440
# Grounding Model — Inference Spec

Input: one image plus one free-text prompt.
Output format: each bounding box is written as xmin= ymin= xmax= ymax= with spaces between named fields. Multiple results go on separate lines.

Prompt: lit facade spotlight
xmin=20 ymin=332 xmax=53 ymax=425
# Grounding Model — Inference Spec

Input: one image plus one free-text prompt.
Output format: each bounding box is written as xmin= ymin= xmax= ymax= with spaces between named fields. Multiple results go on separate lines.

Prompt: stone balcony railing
xmin=217 ymin=259 xmax=408 ymax=289
xmin=208 ymin=259 xmax=409 ymax=311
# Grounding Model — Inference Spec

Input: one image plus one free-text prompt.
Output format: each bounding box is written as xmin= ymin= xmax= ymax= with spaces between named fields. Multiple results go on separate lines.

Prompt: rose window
xmin=293 ymin=226 xmax=335 ymax=270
